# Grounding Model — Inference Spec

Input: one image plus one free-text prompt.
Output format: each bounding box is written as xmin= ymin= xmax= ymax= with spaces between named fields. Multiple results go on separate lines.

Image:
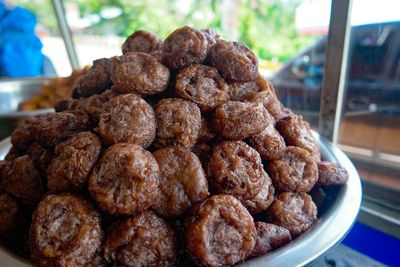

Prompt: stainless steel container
xmin=0 ymin=78 xmax=55 ymax=140
xmin=0 ymin=77 xmax=54 ymax=118
xmin=0 ymin=132 xmax=362 ymax=267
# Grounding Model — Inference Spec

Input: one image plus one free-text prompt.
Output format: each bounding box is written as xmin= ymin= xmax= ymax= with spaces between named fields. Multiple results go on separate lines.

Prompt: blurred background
xmin=0 ymin=0 xmax=399 ymax=265
xmin=6 ymin=0 xmax=320 ymax=77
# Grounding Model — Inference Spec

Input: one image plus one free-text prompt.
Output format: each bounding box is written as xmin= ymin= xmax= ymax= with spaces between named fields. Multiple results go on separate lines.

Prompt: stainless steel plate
xmin=0 ymin=78 xmax=55 ymax=119
xmin=0 ymin=132 xmax=362 ymax=267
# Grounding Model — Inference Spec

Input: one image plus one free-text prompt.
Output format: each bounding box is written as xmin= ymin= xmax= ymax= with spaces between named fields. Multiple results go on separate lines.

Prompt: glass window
xmin=270 ymin=0 xmax=330 ymax=127
xmin=338 ymin=20 xmax=400 ymax=192
xmin=271 ymin=0 xmax=400 ymax=196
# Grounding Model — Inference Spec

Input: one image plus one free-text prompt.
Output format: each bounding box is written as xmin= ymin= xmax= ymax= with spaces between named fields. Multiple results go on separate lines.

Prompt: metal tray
xmin=0 ymin=132 xmax=362 ymax=267
xmin=0 ymin=78 xmax=55 ymax=119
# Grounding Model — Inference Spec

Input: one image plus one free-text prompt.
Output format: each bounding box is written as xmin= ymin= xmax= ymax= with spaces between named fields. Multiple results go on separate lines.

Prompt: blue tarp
xmin=342 ymin=222 xmax=400 ymax=266
xmin=0 ymin=2 xmax=44 ymax=77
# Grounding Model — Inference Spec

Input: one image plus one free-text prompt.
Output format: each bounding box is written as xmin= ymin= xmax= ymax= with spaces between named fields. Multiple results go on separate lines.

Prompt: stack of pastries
xmin=0 ymin=26 xmax=348 ymax=267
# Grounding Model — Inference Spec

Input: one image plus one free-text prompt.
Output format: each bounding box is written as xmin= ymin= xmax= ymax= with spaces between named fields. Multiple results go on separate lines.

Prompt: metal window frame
xmin=51 ymin=0 xmax=80 ymax=69
xmin=319 ymin=0 xmax=400 ymax=237
xmin=318 ymin=0 xmax=352 ymax=143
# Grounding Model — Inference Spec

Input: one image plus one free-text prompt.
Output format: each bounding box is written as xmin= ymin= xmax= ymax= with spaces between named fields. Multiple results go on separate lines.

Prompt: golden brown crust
xmin=276 ymin=114 xmax=321 ymax=161
xmin=209 ymin=40 xmax=258 ymax=82
xmin=207 ymin=141 xmax=267 ymax=200
xmin=46 ymin=132 xmax=102 ymax=193
xmin=267 ymin=192 xmax=317 ymax=237
xmin=175 ymin=64 xmax=229 ymax=112
xmin=267 ymin=146 xmax=318 ymax=193
xmin=242 ymin=176 xmax=275 ymax=214
xmin=88 ymin=143 xmax=159 ymax=216
xmin=152 ymin=146 xmax=208 ymax=217
xmin=162 ymin=26 xmax=208 ymax=70
xmin=111 ymin=52 xmax=170 ymax=96
xmin=185 ymin=194 xmax=256 ymax=267
xmin=229 ymin=74 xmax=271 ymax=101
xmin=243 ymin=81 xmax=290 ymax=121
xmin=98 ymin=94 xmax=156 ymax=147
xmin=248 ymin=222 xmax=292 ymax=258
xmin=317 ymin=161 xmax=349 ymax=186
xmin=122 ymin=30 xmax=163 ymax=54
xmin=248 ymin=124 xmax=286 ymax=161
xmin=154 ymin=98 xmax=201 ymax=148
xmin=201 ymin=29 xmax=219 ymax=49
xmin=212 ymin=101 xmax=271 ymax=140
xmin=29 ymin=193 xmax=103 ymax=267
xmin=104 ymin=211 xmax=177 ymax=267
xmin=0 ymin=25 xmax=351 ymax=266
xmin=72 ymin=58 xmax=113 ymax=98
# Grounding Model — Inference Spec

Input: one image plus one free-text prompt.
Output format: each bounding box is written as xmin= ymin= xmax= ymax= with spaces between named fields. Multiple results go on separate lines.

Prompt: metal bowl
xmin=0 ymin=77 xmax=55 ymax=119
xmin=0 ymin=78 xmax=56 ymax=140
xmin=0 ymin=132 xmax=362 ymax=267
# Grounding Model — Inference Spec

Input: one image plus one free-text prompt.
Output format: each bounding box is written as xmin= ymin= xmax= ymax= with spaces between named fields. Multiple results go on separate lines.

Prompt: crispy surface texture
xmin=317 ymin=161 xmax=349 ymax=186
xmin=229 ymin=74 xmax=271 ymax=101
xmin=244 ymin=89 xmax=292 ymax=121
xmin=153 ymin=146 xmax=208 ymax=217
xmin=111 ymin=52 xmax=170 ymax=96
xmin=65 ymin=89 xmax=118 ymax=124
xmin=175 ymin=64 xmax=229 ymax=111
xmin=26 ymin=142 xmax=53 ymax=175
xmin=154 ymin=98 xmax=201 ymax=148
xmin=30 ymin=110 xmax=91 ymax=148
xmin=3 ymin=25 xmax=352 ymax=267
xmin=267 ymin=192 xmax=317 ymax=237
xmin=212 ymin=101 xmax=271 ymax=140
xmin=276 ymin=114 xmax=321 ymax=161
xmin=242 ymin=175 xmax=275 ymax=214
xmin=122 ymin=30 xmax=163 ymax=54
xmin=267 ymin=146 xmax=318 ymax=192
xmin=248 ymin=222 xmax=292 ymax=258
xmin=209 ymin=40 xmax=258 ymax=82
xmin=185 ymin=194 xmax=256 ymax=267
xmin=29 ymin=193 xmax=103 ymax=267
xmin=207 ymin=141 xmax=268 ymax=200
xmin=46 ymin=132 xmax=102 ymax=192
xmin=72 ymin=58 xmax=113 ymax=98
xmin=88 ymin=143 xmax=159 ymax=216
xmin=98 ymin=94 xmax=156 ymax=147
xmin=104 ymin=211 xmax=177 ymax=267
xmin=1 ymin=155 xmax=45 ymax=205
xmin=11 ymin=117 xmax=37 ymax=150
xmin=249 ymin=124 xmax=286 ymax=161
xmin=162 ymin=26 xmax=208 ymax=69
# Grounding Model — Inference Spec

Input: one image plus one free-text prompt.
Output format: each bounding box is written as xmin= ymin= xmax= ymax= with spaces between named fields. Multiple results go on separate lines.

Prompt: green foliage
xmin=12 ymin=0 xmax=319 ymax=62
xmin=236 ymin=0 xmax=317 ymax=61
xmin=13 ymin=0 xmax=59 ymax=33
